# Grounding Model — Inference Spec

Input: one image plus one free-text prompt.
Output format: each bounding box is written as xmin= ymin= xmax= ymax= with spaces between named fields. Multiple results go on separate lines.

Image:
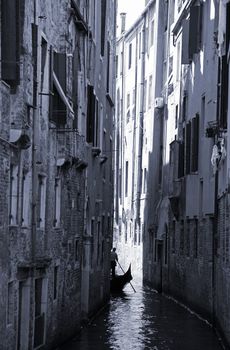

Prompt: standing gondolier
xmin=110 ymin=248 xmax=118 ymax=277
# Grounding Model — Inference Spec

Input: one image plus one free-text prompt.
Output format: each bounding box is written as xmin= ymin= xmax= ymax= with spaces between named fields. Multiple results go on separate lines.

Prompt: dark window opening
xmin=1 ymin=0 xmax=21 ymax=86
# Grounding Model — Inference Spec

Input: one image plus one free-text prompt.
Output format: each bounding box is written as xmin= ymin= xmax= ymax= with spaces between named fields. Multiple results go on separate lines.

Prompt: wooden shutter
xmin=181 ymin=19 xmax=190 ymax=64
xmin=101 ymin=0 xmax=107 ymax=56
xmin=87 ymin=85 xmax=95 ymax=143
xmin=189 ymin=5 xmax=200 ymax=58
xmin=1 ymin=0 xmax=20 ymax=84
xmin=186 ymin=122 xmax=191 ymax=174
xmin=49 ymin=46 xmax=54 ymax=119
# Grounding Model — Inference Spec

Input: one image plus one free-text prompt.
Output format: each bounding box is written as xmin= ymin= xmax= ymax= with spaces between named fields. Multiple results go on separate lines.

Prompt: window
xmin=41 ymin=37 xmax=48 ymax=92
xmin=201 ymin=96 xmax=205 ymax=134
xmin=7 ymin=282 xmax=14 ymax=325
xmin=181 ymin=4 xmax=203 ymax=64
xmin=189 ymin=5 xmax=202 ymax=57
xmin=86 ymin=85 xmax=95 ymax=143
xmin=182 ymin=93 xmax=187 ymax=121
xmin=34 ymin=278 xmax=46 ymax=348
xmin=94 ymin=99 xmax=100 ymax=147
xmin=185 ymin=115 xmax=199 ymax=174
xmin=125 ymin=161 xmax=129 ymax=197
xmin=1 ymin=0 xmax=21 ymax=85
xmin=37 ymin=175 xmax=46 ymax=228
xmin=128 ymin=43 xmax=132 ymax=69
xmin=219 ymin=55 xmax=229 ymax=129
xmin=54 ymin=178 xmax=61 ymax=227
xmin=9 ymin=164 xmax=18 ymax=225
xmin=185 ymin=122 xmax=191 ymax=174
xmin=50 ymin=51 xmax=67 ymax=125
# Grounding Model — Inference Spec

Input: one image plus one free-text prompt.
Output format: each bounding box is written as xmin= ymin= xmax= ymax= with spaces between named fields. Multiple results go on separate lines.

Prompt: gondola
xmin=110 ymin=264 xmax=132 ymax=292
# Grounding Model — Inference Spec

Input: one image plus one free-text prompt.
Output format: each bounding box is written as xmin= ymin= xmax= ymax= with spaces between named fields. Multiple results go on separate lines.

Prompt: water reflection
xmin=61 ymin=283 xmax=223 ymax=350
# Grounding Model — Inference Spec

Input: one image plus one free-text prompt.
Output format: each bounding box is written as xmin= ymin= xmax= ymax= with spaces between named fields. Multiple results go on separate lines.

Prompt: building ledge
xmin=17 ymin=257 xmax=52 ymax=269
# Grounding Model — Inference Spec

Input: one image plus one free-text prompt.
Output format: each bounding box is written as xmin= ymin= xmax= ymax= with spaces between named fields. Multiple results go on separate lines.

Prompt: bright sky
xmin=117 ymin=0 xmax=145 ymax=34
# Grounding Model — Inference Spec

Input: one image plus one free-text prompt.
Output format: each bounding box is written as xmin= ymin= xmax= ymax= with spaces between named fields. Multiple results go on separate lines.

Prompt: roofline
xmin=116 ymin=0 xmax=156 ymax=42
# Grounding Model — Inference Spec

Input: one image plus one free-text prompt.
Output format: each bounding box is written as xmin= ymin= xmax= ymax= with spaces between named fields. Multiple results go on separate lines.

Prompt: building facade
xmin=115 ymin=0 xmax=230 ymax=346
xmin=0 ymin=0 xmax=116 ymax=349
xmin=143 ymin=0 xmax=230 ymax=346
xmin=114 ymin=0 xmax=166 ymax=278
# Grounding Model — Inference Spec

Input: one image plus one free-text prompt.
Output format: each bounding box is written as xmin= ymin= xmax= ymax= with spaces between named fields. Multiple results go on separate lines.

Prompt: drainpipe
xmin=136 ymin=16 xmax=146 ymax=223
xmin=31 ymin=0 xmax=38 ymax=262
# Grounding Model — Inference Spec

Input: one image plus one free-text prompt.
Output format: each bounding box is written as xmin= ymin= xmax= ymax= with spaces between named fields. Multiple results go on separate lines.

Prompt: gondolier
xmin=110 ymin=247 xmax=118 ymax=277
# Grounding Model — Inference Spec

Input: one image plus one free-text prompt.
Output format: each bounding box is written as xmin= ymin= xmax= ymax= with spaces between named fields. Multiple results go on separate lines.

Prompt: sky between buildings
xmin=117 ymin=0 xmax=145 ymax=35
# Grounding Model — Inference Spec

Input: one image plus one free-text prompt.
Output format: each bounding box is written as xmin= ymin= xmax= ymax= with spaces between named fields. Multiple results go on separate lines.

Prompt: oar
xmin=117 ymin=261 xmax=136 ymax=293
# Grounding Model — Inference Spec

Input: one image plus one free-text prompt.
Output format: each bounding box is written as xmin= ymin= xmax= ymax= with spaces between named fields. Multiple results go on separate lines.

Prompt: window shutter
xmin=49 ymin=45 xmax=54 ymax=118
xmin=189 ymin=5 xmax=200 ymax=58
xmin=87 ymin=85 xmax=95 ymax=143
xmin=181 ymin=19 xmax=190 ymax=64
xmin=1 ymin=0 xmax=20 ymax=84
xmin=101 ymin=0 xmax=107 ymax=56
xmin=54 ymin=53 xmax=67 ymax=93
xmin=186 ymin=122 xmax=191 ymax=174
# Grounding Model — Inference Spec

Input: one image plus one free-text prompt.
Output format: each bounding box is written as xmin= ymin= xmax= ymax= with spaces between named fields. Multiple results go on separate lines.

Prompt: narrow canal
xmin=60 ymin=282 xmax=223 ymax=350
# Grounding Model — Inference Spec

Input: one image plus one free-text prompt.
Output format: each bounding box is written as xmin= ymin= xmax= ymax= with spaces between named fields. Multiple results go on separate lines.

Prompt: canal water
xmin=60 ymin=282 xmax=223 ymax=350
